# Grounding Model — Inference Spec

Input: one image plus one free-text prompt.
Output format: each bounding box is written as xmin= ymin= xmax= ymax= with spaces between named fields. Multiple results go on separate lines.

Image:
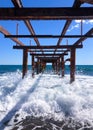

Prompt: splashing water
xmin=0 ymin=67 xmax=93 ymax=129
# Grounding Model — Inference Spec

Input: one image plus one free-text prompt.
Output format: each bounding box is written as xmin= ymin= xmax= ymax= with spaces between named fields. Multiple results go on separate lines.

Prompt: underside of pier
xmin=0 ymin=0 xmax=93 ymax=83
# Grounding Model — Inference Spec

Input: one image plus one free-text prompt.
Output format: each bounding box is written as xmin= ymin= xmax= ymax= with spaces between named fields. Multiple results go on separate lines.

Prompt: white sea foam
xmin=0 ymin=71 xmax=93 ymax=129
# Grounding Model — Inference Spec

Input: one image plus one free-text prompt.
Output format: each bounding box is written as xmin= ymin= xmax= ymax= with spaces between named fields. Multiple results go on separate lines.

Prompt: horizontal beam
xmin=80 ymin=0 xmax=93 ymax=4
xmin=5 ymin=34 xmax=93 ymax=38
xmin=29 ymin=50 xmax=68 ymax=52
xmin=30 ymin=53 xmax=68 ymax=56
xmin=36 ymin=57 xmax=59 ymax=59
xmin=0 ymin=26 xmax=24 ymax=46
xmin=0 ymin=7 xmax=93 ymax=20
xmin=13 ymin=45 xmax=83 ymax=49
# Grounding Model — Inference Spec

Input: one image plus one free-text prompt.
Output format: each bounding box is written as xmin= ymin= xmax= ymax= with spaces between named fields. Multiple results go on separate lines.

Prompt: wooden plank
xmin=13 ymin=45 xmax=83 ymax=49
xmin=0 ymin=7 xmax=93 ymax=20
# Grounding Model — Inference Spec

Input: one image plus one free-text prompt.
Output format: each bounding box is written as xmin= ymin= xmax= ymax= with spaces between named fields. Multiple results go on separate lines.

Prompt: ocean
xmin=1 ymin=65 xmax=93 ymax=75
xmin=0 ymin=65 xmax=93 ymax=130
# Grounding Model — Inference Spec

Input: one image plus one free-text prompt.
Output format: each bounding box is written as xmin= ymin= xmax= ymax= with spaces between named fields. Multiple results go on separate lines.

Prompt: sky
xmin=0 ymin=0 xmax=93 ymax=65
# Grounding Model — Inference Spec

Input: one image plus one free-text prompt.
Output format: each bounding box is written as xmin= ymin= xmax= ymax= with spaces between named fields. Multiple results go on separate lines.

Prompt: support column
xmin=37 ymin=58 xmax=39 ymax=74
xmin=32 ymin=55 xmax=34 ymax=78
xmin=40 ymin=59 xmax=42 ymax=73
xmin=61 ymin=56 xmax=65 ymax=77
xmin=22 ymin=49 xmax=28 ymax=78
xmin=55 ymin=61 xmax=57 ymax=74
xmin=70 ymin=48 xmax=76 ymax=83
xmin=58 ymin=58 xmax=60 ymax=75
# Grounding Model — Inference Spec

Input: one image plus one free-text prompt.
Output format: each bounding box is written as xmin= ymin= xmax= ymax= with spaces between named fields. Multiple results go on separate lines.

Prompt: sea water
xmin=0 ymin=65 xmax=93 ymax=129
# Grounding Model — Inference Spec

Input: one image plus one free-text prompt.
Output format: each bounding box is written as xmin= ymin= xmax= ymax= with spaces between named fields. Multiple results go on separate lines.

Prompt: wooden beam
xmin=0 ymin=7 xmax=93 ymax=20
xmin=5 ymin=34 xmax=93 ymax=38
xmin=13 ymin=45 xmax=83 ymax=49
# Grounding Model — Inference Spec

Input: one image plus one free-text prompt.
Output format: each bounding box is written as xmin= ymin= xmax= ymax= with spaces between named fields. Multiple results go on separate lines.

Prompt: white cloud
xmin=67 ymin=23 xmax=79 ymax=32
xmin=75 ymin=20 xmax=93 ymax=24
xmin=68 ymin=19 xmax=93 ymax=32
xmin=75 ymin=20 xmax=86 ymax=23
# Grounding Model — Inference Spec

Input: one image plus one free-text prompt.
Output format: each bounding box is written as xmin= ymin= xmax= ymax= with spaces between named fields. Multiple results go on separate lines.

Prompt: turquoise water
xmin=0 ymin=65 xmax=93 ymax=76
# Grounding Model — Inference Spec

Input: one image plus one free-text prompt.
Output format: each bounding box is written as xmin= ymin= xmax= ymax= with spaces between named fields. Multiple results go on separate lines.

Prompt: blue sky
xmin=0 ymin=0 xmax=93 ymax=65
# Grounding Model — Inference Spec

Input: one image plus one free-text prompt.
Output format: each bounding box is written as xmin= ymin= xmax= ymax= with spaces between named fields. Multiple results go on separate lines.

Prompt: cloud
xmin=67 ymin=23 xmax=79 ymax=32
xmin=67 ymin=19 xmax=93 ymax=32
xmin=75 ymin=20 xmax=86 ymax=23
xmin=75 ymin=20 xmax=93 ymax=24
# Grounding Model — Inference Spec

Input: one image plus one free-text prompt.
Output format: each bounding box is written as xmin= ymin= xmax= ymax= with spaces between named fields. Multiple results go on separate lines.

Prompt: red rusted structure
xmin=0 ymin=0 xmax=93 ymax=83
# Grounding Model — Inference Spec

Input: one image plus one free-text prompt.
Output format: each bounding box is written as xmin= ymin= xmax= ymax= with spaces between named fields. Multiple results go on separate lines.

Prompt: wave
xmin=0 ymin=70 xmax=93 ymax=129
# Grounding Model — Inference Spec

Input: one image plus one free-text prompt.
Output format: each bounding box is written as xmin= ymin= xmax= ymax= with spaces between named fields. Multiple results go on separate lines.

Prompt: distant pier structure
xmin=0 ymin=0 xmax=93 ymax=83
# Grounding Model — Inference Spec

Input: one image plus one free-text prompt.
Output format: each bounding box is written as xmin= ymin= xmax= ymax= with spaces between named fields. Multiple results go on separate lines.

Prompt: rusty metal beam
xmin=36 ymin=57 xmax=59 ymax=59
xmin=13 ymin=45 xmax=83 ymax=49
xmin=32 ymin=55 xmax=35 ymax=77
xmin=11 ymin=0 xmax=43 ymax=53
xmin=70 ymin=48 xmax=76 ymax=83
xmin=29 ymin=50 xmax=67 ymax=52
xmin=74 ymin=28 xmax=93 ymax=45
xmin=61 ymin=56 xmax=65 ymax=77
xmin=0 ymin=26 xmax=24 ymax=46
xmin=22 ymin=49 xmax=28 ymax=78
xmin=54 ymin=0 xmax=82 ymax=53
xmin=80 ymin=0 xmax=93 ymax=4
xmin=0 ymin=7 xmax=93 ymax=20
xmin=5 ymin=34 xmax=93 ymax=38
xmin=30 ymin=53 xmax=68 ymax=56
xmin=0 ymin=26 xmax=34 ymax=53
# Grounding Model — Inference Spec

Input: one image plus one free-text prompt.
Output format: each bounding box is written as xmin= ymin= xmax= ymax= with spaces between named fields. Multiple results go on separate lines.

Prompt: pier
xmin=0 ymin=0 xmax=93 ymax=83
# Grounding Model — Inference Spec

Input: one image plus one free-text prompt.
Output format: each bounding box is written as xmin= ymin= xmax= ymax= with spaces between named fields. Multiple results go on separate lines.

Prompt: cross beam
xmin=5 ymin=34 xmax=93 ymax=38
xmin=11 ymin=0 xmax=44 ymax=54
xmin=30 ymin=53 xmax=68 ymax=56
xmin=13 ymin=45 xmax=83 ymax=49
xmin=54 ymin=0 xmax=82 ymax=54
xmin=29 ymin=50 xmax=68 ymax=52
xmin=0 ymin=7 xmax=93 ymax=20
xmin=36 ymin=57 xmax=60 ymax=60
xmin=80 ymin=0 xmax=93 ymax=4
